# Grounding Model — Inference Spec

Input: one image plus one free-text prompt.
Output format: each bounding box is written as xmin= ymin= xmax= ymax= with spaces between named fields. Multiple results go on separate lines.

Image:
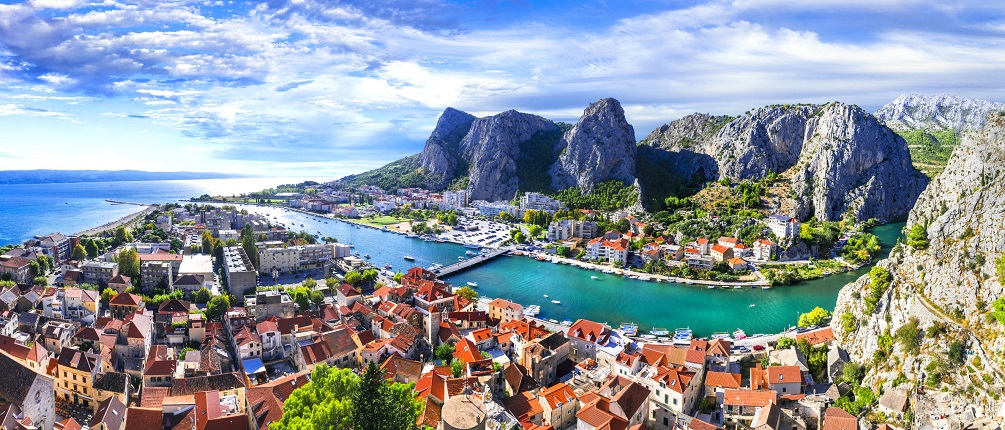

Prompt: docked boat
xmin=639 ymin=276 xmax=651 ymax=281
xmin=732 ymin=329 xmax=747 ymax=340
xmin=619 ymin=323 xmax=639 ymax=336
xmin=761 ymin=286 xmax=771 ymax=289
xmin=561 ymin=319 xmax=573 ymax=326
xmin=707 ymin=285 xmax=715 ymax=289
xmin=673 ymin=328 xmax=693 ymax=343
xmin=464 ymin=243 xmax=482 ymax=249
xmin=551 ymin=300 xmax=561 ymax=305
xmin=458 ymin=256 xmax=465 ymax=261
xmin=465 ymin=250 xmax=478 ymax=256
xmin=641 ymin=334 xmax=657 ymax=340
xmin=547 ymin=319 xmax=559 ymax=324
xmin=429 ymin=263 xmax=443 ymax=270
xmin=650 ymin=328 xmax=670 ymax=336
xmin=710 ymin=332 xmax=731 ymax=340
xmin=403 ymin=255 xmax=415 ymax=261
xmin=466 ymin=281 xmax=478 ymax=288
xmin=384 ymin=264 xmax=392 ymax=270
xmin=523 ymin=305 xmax=541 ymax=316
xmin=733 ymin=285 xmax=742 ymax=289
xmin=657 ymin=337 xmax=670 ymax=342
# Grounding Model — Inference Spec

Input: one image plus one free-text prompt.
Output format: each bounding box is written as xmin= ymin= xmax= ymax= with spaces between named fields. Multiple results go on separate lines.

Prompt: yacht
xmin=464 ymin=243 xmax=482 ymax=249
xmin=732 ymin=329 xmax=747 ymax=340
xmin=673 ymin=328 xmax=693 ymax=343
xmin=619 ymin=323 xmax=639 ymax=336
xmin=403 ymin=255 xmax=415 ymax=261
xmin=650 ymin=328 xmax=670 ymax=336
xmin=466 ymin=281 xmax=478 ymax=288
xmin=710 ymin=332 xmax=732 ymax=341
xmin=561 ymin=319 xmax=573 ymax=326
xmin=551 ymin=300 xmax=561 ymax=305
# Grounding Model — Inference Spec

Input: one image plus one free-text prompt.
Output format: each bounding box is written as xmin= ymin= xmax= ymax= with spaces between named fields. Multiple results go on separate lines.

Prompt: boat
xmin=363 ymin=253 xmax=371 ymax=259
xmin=685 ymin=281 xmax=694 ymax=285
xmin=710 ymin=332 xmax=731 ymax=340
xmin=523 ymin=305 xmax=541 ymax=316
xmin=749 ymin=303 xmax=756 ymax=307
xmin=733 ymin=285 xmax=742 ymax=289
xmin=465 ymin=250 xmax=477 ymax=256
xmin=732 ymin=329 xmax=747 ymax=340
xmin=673 ymin=328 xmax=693 ymax=343
xmin=403 ymin=256 xmax=415 ymax=261
xmin=707 ymin=285 xmax=715 ymax=289
xmin=590 ymin=276 xmax=599 ymax=280
xmin=657 ymin=336 xmax=670 ymax=342
xmin=561 ymin=319 xmax=573 ymax=326
xmin=384 ymin=264 xmax=392 ymax=270
xmin=547 ymin=319 xmax=559 ymax=324
xmin=466 ymin=281 xmax=478 ymax=288
xmin=641 ymin=334 xmax=657 ymax=340
xmin=639 ymin=276 xmax=651 ymax=281
xmin=551 ymin=300 xmax=561 ymax=305
xmin=457 ymin=256 xmax=465 ymax=261
xmin=543 ymin=294 xmax=549 ymax=298
xmin=464 ymin=243 xmax=481 ymax=249
xmin=761 ymin=286 xmax=771 ymax=290
xmin=650 ymin=328 xmax=670 ymax=336
xmin=619 ymin=323 xmax=638 ymax=336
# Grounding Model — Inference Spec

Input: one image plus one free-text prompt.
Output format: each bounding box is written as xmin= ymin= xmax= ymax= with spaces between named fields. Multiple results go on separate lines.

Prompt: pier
xmin=433 ymin=249 xmax=508 ymax=277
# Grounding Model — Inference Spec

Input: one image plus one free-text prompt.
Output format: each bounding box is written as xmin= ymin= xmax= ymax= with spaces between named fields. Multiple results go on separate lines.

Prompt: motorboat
xmin=749 ymin=303 xmax=756 ymax=307
xmin=707 ymin=285 xmax=715 ymax=289
xmin=650 ymin=328 xmax=670 ymax=336
xmin=673 ymin=328 xmax=693 ymax=343
xmin=384 ymin=264 xmax=392 ymax=270
xmin=561 ymin=319 xmax=573 ymax=326
xmin=403 ymin=255 xmax=415 ymax=261
xmin=466 ymin=281 xmax=478 ymax=288
xmin=464 ymin=243 xmax=481 ymax=249
xmin=591 ymin=276 xmax=599 ymax=280
xmin=364 ymin=253 xmax=371 ymax=259
xmin=732 ymin=329 xmax=747 ymax=340
xmin=551 ymin=300 xmax=561 ymax=305
xmin=619 ymin=323 xmax=639 ymax=336
xmin=465 ymin=250 xmax=477 ymax=256
xmin=710 ymin=332 xmax=731 ymax=340
xmin=543 ymin=294 xmax=549 ymax=298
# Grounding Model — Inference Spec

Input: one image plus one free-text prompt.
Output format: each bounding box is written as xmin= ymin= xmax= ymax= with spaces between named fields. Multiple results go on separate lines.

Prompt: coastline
xmin=73 ymin=204 xmax=157 ymax=236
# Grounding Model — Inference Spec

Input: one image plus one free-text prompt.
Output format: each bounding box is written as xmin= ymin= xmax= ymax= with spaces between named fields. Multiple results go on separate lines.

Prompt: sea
xmin=0 ymin=178 xmax=303 ymax=244
xmin=0 ymin=179 xmax=902 ymax=336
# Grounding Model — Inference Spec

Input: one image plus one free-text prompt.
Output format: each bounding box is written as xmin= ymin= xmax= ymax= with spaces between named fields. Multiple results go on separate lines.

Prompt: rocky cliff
xmin=460 ymin=110 xmax=559 ymax=201
xmin=640 ymin=103 xmax=929 ymax=221
xmin=418 ymin=107 xmax=477 ymax=189
xmin=832 ymin=112 xmax=1005 ymax=416
xmin=875 ymin=93 xmax=1005 ymax=132
xmin=549 ymin=98 xmax=637 ymax=191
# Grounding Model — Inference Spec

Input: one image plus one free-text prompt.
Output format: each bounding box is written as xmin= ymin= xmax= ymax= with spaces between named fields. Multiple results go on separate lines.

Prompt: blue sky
xmin=1 ymin=0 xmax=1003 ymax=178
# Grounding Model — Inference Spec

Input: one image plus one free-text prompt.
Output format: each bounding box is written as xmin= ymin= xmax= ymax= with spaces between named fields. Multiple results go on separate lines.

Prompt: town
xmin=0 ymin=193 xmax=906 ymax=430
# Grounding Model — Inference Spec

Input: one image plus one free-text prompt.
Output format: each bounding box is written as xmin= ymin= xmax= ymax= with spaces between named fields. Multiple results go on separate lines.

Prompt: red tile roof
xmin=767 ymin=365 xmax=802 ymax=385
xmin=823 ymin=407 xmax=858 ymax=430
xmin=567 ymin=319 xmax=609 ymax=344
xmin=796 ymin=327 xmax=835 ymax=345
xmin=722 ymin=389 xmax=777 ymax=407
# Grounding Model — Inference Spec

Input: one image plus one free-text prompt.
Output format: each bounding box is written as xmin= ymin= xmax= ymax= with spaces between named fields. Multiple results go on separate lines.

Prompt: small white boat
xmin=543 ymin=294 xmax=549 ymax=298
xmin=403 ymin=255 xmax=415 ymax=261
xmin=732 ymin=329 xmax=747 ymax=340
xmin=650 ymin=328 xmax=670 ymax=336
xmin=466 ymin=281 xmax=478 ymax=288
xmin=590 ymin=276 xmax=599 ymax=280
xmin=707 ymin=285 xmax=715 ymax=289
xmin=761 ymin=286 xmax=771 ymax=289
xmin=733 ymin=285 xmax=742 ymax=289
xmin=749 ymin=303 xmax=756 ymax=307
xmin=551 ymin=300 xmax=561 ymax=305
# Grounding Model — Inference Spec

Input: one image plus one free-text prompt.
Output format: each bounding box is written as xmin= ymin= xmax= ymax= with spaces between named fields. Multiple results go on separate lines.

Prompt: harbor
xmin=232 ymin=204 xmax=904 ymax=337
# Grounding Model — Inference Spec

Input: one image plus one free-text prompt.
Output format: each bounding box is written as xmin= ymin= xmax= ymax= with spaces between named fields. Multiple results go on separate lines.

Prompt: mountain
xmin=639 ymin=103 xmax=929 ymax=221
xmin=0 ymin=170 xmax=249 ymax=185
xmin=340 ymin=98 xmax=638 ymax=203
xmin=875 ymin=94 xmax=1005 ymax=178
xmin=875 ymin=93 xmax=1005 ymax=132
xmin=549 ymin=98 xmax=637 ymax=192
xmin=832 ymin=111 xmax=1005 ymax=415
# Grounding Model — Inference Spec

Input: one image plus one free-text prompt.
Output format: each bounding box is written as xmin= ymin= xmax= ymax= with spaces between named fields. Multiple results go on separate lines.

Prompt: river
xmin=235 ymin=205 xmax=904 ymax=337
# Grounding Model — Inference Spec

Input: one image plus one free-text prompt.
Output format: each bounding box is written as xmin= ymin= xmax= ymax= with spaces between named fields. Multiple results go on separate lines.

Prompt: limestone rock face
xmin=549 ymin=98 xmax=637 ymax=191
xmin=460 ymin=110 xmax=559 ymax=202
xmin=875 ymin=93 xmax=1005 ymax=132
xmin=832 ymin=113 xmax=1005 ymax=414
xmin=418 ymin=107 xmax=477 ymax=188
xmin=640 ymin=103 xmax=928 ymax=221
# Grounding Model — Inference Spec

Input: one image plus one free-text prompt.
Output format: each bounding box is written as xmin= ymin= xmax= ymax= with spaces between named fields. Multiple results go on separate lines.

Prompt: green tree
xmin=272 ymin=365 xmax=358 ymax=430
xmin=842 ymin=362 xmax=865 ymax=385
xmin=798 ymin=307 xmax=830 ymax=328
xmin=344 ymin=271 xmax=362 ymax=286
xmin=393 ymin=272 xmax=404 ymax=284
xmin=101 ymin=288 xmax=117 ymax=303
xmin=303 ymin=278 xmax=318 ymax=289
xmin=894 ymin=317 xmax=922 ymax=355
xmin=948 ymin=340 xmax=966 ymax=364
xmin=556 ymin=246 xmax=570 ymax=257
xmin=776 ymin=337 xmax=796 ymax=349
xmin=326 ymin=277 xmax=339 ymax=288
xmin=33 ymin=276 xmax=48 ymax=286
xmin=996 ymin=254 xmax=1005 ymax=285
xmin=84 ymin=239 xmax=99 ymax=258
xmin=206 ymin=295 xmax=231 ymax=321
xmin=113 ymin=226 xmax=133 ymax=246
xmin=193 ymin=288 xmax=212 ymax=304
xmin=353 ymin=362 xmax=423 ymax=430
xmin=451 ymin=359 xmax=464 ymax=378
xmin=71 ymin=244 xmax=87 ymax=261
xmin=455 ymin=286 xmax=478 ymax=301
xmin=992 ymin=297 xmax=1005 ymax=325
xmin=434 ymin=344 xmax=455 ymax=362
xmin=116 ymin=247 xmax=141 ymax=278
xmin=906 ymin=224 xmax=929 ymax=249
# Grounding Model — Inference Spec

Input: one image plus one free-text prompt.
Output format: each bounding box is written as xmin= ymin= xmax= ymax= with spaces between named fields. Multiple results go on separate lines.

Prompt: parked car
xmin=752 ymin=344 xmax=765 ymax=351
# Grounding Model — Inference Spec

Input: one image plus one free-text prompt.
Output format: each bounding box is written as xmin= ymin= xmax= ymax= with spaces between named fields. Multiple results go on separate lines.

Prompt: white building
xmin=767 ymin=214 xmax=800 ymax=239
xmin=443 ymin=190 xmax=470 ymax=209
xmin=257 ymin=243 xmax=336 ymax=275
xmin=472 ymin=200 xmax=522 ymax=218
xmin=585 ymin=237 xmax=628 ymax=265
xmin=547 ymin=219 xmax=598 ymax=242
xmin=519 ymin=192 xmax=564 ymax=212
xmin=178 ymin=254 xmax=215 ymax=289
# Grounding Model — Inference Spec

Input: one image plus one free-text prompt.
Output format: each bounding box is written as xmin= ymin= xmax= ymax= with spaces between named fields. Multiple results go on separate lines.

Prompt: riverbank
xmin=73 ymin=204 xmax=157 ymax=236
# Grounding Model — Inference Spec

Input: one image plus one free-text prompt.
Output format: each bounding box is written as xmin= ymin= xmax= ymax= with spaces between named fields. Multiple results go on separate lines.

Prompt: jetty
xmin=433 ymin=249 xmax=508 ymax=277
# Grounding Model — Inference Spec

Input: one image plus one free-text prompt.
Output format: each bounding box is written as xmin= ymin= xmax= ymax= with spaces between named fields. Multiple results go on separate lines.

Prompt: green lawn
xmin=357 ymin=216 xmax=414 ymax=227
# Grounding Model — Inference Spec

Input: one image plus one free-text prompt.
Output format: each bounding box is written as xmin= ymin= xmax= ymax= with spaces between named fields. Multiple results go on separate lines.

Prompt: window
xmin=663 ymin=417 xmax=669 ymax=427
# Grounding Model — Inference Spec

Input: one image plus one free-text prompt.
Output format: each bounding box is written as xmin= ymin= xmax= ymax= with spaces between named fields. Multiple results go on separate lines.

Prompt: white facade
xmin=548 ymin=219 xmax=598 ymax=242
xmin=767 ymin=215 xmax=800 ymax=239
xmin=520 ymin=192 xmax=564 ymax=212
xmin=443 ymin=190 xmax=469 ymax=209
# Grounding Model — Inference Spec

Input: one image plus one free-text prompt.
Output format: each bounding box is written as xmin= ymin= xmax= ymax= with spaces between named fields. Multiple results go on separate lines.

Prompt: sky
xmin=1 ymin=0 xmax=1003 ymax=179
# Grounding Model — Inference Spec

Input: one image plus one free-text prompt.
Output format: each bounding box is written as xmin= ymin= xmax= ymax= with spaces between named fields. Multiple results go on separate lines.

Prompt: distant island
xmin=0 ymin=169 xmax=251 ymax=185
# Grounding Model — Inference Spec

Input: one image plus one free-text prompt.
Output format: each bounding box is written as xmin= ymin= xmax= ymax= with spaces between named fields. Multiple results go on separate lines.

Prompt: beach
xmin=73 ymin=204 xmax=157 ymax=236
